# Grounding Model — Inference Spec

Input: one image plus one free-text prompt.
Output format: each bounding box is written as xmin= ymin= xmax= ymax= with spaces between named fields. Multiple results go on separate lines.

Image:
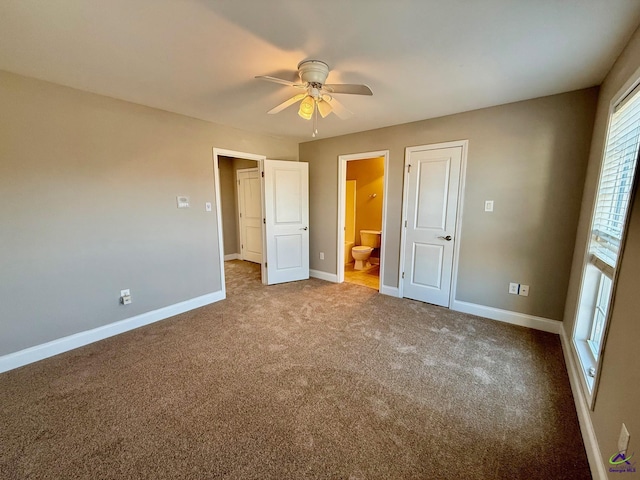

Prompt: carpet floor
xmin=0 ymin=260 xmax=590 ymax=479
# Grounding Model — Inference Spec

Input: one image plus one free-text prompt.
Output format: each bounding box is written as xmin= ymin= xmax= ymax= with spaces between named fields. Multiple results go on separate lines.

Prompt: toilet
xmin=352 ymin=230 xmax=381 ymax=270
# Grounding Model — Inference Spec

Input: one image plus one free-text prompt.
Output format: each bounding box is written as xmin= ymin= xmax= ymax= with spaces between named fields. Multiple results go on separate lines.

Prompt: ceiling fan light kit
xmin=256 ymin=59 xmax=373 ymax=137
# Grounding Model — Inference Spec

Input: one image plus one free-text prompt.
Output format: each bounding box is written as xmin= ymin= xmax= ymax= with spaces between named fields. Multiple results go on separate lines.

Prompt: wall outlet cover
xmin=519 ymin=285 xmax=530 ymax=296
xmin=509 ymin=283 xmax=519 ymax=294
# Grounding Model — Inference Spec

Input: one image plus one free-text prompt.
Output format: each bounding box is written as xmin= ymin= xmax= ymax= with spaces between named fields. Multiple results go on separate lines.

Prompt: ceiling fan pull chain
xmin=312 ymin=102 xmax=318 ymax=137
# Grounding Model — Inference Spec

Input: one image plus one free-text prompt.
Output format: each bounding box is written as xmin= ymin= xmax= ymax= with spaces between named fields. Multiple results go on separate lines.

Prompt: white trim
xmin=398 ymin=140 xmax=469 ymax=307
xmin=213 ymin=148 xmax=267 ymax=289
xmin=451 ymin=300 xmax=562 ymax=334
xmin=0 ymin=291 xmax=225 ymax=374
xmin=310 ymin=269 xmax=339 ymax=283
xmin=380 ymin=285 xmax=400 ymax=297
xmin=224 ymin=253 xmax=241 ymax=261
xmin=337 ymin=150 xmax=390 ymax=292
xmin=560 ymin=327 xmax=607 ymax=480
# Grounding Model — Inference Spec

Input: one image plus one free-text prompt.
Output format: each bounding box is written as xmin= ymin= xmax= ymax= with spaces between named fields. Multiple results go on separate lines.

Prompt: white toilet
xmin=352 ymin=230 xmax=381 ymax=270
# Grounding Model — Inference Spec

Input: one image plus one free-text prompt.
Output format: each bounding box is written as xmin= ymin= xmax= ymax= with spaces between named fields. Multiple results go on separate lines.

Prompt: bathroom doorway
xmin=337 ymin=150 xmax=389 ymax=291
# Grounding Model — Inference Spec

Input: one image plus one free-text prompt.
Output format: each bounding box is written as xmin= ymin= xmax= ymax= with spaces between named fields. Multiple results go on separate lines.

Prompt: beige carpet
xmin=0 ymin=260 xmax=590 ymax=479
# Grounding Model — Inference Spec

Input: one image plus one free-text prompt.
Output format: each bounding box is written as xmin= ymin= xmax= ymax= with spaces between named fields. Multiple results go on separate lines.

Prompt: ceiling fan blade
xmin=267 ymin=93 xmax=306 ymax=114
xmin=323 ymin=84 xmax=373 ymax=96
xmin=316 ymin=98 xmax=333 ymax=118
xmin=255 ymin=75 xmax=305 ymax=88
xmin=326 ymin=96 xmax=353 ymax=119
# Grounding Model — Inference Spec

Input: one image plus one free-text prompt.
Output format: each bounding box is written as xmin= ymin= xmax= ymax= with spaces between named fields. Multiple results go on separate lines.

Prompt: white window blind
xmin=591 ymin=85 xmax=640 ymax=267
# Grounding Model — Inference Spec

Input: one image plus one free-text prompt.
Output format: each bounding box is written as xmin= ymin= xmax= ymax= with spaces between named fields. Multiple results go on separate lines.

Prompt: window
xmin=587 ymin=272 xmax=611 ymax=361
xmin=573 ymin=82 xmax=640 ymax=401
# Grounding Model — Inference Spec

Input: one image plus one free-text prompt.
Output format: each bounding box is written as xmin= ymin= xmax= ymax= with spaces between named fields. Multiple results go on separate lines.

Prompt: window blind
xmin=591 ymin=86 xmax=640 ymax=267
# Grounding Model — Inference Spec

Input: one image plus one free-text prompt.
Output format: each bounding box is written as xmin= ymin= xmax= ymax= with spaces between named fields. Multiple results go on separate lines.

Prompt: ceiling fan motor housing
xmin=298 ymin=60 xmax=329 ymax=85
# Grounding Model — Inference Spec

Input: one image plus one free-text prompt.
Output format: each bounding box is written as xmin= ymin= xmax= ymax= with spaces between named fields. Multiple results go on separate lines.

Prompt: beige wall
xmin=300 ymin=88 xmax=598 ymax=320
xmin=346 ymin=157 xmax=384 ymax=245
xmin=563 ymin=26 xmax=640 ymax=477
xmin=0 ymin=70 xmax=297 ymax=356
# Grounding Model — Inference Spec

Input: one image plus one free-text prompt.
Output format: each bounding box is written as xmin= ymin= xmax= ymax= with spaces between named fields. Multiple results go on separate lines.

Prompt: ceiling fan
xmin=255 ymin=60 xmax=373 ymax=136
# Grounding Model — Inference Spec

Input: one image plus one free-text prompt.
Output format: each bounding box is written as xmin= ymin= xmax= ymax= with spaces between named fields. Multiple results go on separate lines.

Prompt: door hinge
xmin=402 ymin=272 xmax=405 ymax=279
xmin=265 ymin=262 xmax=268 ymax=268
xmin=407 ymin=164 xmax=411 ymax=173
xmin=263 ymin=218 xmax=266 ymax=224
xmin=261 ymin=171 xmax=264 ymax=178
xmin=239 ymin=213 xmax=242 ymax=218
xmin=241 ymin=244 xmax=243 ymax=249
xmin=404 ymin=220 xmax=407 ymax=228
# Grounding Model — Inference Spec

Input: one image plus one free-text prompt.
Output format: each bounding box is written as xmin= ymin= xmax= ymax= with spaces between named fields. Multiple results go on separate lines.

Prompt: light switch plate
xmin=509 ymin=283 xmax=519 ymax=295
xmin=485 ymin=200 xmax=494 ymax=212
xmin=205 ymin=202 xmax=212 ymax=212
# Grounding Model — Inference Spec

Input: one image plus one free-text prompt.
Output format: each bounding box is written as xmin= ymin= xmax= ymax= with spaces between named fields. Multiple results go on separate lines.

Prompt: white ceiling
xmin=1 ymin=0 xmax=639 ymax=142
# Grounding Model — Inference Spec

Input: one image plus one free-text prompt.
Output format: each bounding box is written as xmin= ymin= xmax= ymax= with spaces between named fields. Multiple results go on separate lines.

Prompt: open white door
xmin=263 ymin=160 xmax=309 ymax=285
xmin=401 ymin=145 xmax=462 ymax=307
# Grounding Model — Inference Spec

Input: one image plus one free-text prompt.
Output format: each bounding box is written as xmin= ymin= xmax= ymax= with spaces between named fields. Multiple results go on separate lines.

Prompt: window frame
xmin=571 ymin=76 xmax=640 ymax=409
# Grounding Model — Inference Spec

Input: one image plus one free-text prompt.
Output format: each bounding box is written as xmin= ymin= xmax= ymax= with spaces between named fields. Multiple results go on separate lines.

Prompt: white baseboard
xmin=559 ymin=327 xmax=607 ymax=480
xmin=450 ymin=300 xmax=562 ymax=334
xmin=0 ymin=290 xmax=225 ymax=374
xmin=224 ymin=253 xmax=240 ymax=261
xmin=309 ymin=269 xmax=339 ymax=283
xmin=380 ymin=285 xmax=400 ymax=297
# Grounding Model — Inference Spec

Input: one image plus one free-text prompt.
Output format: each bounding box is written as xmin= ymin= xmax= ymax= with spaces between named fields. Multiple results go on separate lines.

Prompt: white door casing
xmin=237 ymin=168 xmax=262 ymax=264
xmin=263 ymin=160 xmax=309 ymax=285
xmin=401 ymin=144 xmax=463 ymax=307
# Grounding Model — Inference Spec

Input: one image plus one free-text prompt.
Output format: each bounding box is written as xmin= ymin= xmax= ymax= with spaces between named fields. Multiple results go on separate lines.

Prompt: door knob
xmin=438 ymin=235 xmax=452 ymax=241
xmin=300 ymin=226 xmax=308 ymax=231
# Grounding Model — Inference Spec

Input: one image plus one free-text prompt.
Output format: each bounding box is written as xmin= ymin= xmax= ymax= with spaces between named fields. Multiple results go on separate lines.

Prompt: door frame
xmin=213 ymin=148 xmax=267 ymax=295
xmin=337 ymin=150 xmax=390 ymax=291
xmin=398 ymin=140 xmax=468 ymax=306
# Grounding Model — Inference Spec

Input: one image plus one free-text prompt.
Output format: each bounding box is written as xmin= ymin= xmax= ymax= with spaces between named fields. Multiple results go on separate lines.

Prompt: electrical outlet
xmin=509 ymin=283 xmax=520 ymax=295
xmin=619 ymin=423 xmax=630 ymax=453
xmin=519 ymin=285 xmax=530 ymax=296
xmin=319 ymin=252 xmax=325 ymax=260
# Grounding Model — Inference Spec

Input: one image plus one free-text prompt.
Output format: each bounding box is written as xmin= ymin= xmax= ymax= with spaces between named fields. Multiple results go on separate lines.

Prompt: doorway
xmin=213 ymin=149 xmax=310 ymax=295
xmin=337 ymin=150 xmax=390 ymax=292
xmin=399 ymin=140 xmax=467 ymax=307
xmin=214 ymin=149 xmax=266 ymax=296
xmin=237 ymin=168 xmax=262 ymax=264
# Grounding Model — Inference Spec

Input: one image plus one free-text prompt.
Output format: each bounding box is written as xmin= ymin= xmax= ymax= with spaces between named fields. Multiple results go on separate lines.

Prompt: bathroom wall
xmin=346 ymin=157 xmax=385 ymax=247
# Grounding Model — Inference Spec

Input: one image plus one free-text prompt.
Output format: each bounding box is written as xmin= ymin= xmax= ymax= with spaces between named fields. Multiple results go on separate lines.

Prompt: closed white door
xmin=263 ymin=160 xmax=309 ymax=285
xmin=402 ymin=145 xmax=462 ymax=306
xmin=237 ymin=169 xmax=262 ymax=264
